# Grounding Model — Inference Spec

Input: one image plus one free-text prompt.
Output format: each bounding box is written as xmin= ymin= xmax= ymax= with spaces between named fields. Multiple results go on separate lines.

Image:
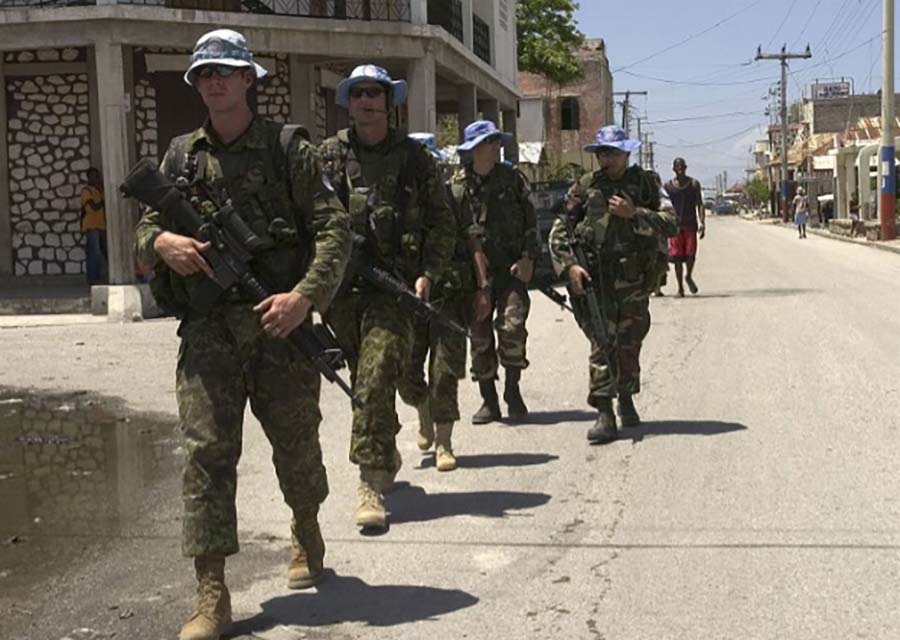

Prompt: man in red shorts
xmin=664 ymin=157 xmax=705 ymax=296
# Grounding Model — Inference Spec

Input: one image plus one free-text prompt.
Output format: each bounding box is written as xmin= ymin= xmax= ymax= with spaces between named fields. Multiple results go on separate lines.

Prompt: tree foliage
xmin=517 ymin=0 xmax=585 ymax=84
xmin=746 ymin=175 xmax=770 ymax=204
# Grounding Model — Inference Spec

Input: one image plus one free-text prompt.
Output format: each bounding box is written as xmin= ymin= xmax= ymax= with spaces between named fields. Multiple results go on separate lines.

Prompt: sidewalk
xmin=739 ymin=211 xmax=900 ymax=256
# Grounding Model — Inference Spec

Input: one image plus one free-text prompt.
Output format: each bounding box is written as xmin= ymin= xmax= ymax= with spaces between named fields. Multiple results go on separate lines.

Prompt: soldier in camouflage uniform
xmin=549 ymin=125 xmax=676 ymax=445
xmin=133 ymin=30 xmax=350 ymax=640
xmin=398 ymin=133 xmax=485 ymax=472
xmin=449 ymin=120 xmax=540 ymax=425
xmin=319 ymin=66 xmax=455 ymax=531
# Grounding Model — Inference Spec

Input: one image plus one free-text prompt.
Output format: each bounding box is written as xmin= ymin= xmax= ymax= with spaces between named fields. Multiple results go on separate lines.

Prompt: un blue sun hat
xmin=457 ymin=120 xmax=512 ymax=152
xmin=336 ymin=65 xmax=407 ymax=109
xmin=409 ymin=132 xmax=447 ymax=161
xmin=583 ymin=125 xmax=641 ymax=154
xmin=184 ymin=29 xmax=268 ymax=86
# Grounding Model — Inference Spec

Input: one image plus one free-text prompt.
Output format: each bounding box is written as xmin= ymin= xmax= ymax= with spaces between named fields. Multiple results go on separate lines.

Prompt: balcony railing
xmin=427 ymin=0 xmax=462 ymax=42
xmin=472 ymin=13 xmax=489 ymax=64
xmin=0 ymin=0 xmax=412 ymax=21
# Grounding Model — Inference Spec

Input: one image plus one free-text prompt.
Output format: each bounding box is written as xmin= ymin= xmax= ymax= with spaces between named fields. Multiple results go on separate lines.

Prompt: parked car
xmin=714 ymin=200 xmax=737 ymax=215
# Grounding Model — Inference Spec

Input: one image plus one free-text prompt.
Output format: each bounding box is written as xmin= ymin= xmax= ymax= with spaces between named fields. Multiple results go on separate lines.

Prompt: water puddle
xmin=0 ymin=389 xmax=180 ymax=610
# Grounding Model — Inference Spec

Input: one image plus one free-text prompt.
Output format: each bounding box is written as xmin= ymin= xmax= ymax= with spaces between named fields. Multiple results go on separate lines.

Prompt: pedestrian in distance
xmin=319 ymin=65 xmax=456 ymax=532
xmin=448 ymin=120 xmax=541 ymax=426
xmin=80 ymin=166 xmax=108 ymax=285
xmin=133 ymin=29 xmax=352 ymax=640
xmin=398 ymin=132 xmax=488 ymax=472
xmin=793 ymin=187 xmax=809 ymax=239
xmin=664 ymin=157 xmax=705 ymax=296
xmin=549 ymin=125 xmax=677 ymax=445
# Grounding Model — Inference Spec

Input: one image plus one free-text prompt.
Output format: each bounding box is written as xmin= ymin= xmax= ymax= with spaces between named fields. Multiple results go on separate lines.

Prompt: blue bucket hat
xmin=409 ymin=132 xmax=447 ymax=161
xmin=336 ymin=64 xmax=407 ymax=109
xmin=184 ymin=29 xmax=268 ymax=86
xmin=584 ymin=125 xmax=641 ymax=154
xmin=457 ymin=120 xmax=512 ymax=152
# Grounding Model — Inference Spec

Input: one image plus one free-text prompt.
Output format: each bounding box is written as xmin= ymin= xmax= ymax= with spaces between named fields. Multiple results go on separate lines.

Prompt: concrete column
xmin=94 ymin=39 xmax=136 ymax=287
xmin=407 ymin=50 xmax=436 ymax=134
xmin=461 ymin=0 xmax=474 ymax=49
xmin=457 ymin=83 xmax=477 ymax=141
xmin=289 ymin=56 xmax=320 ymax=142
xmin=410 ymin=0 xmax=427 ymax=25
xmin=479 ymin=97 xmax=499 ymax=126
xmin=501 ymin=107 xmax=518 ymax=164
xmin=0 ymin=58 xmax=11 ymax=276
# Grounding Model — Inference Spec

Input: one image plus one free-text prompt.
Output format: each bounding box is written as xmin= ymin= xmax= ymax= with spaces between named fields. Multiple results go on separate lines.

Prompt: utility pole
xmin=636 ymin=117 xmax=644 ymax=167
xmin=613 ymin=90 xmax=648 ymax=137
xmin=723 ymin=169 xmax=728 ymax=193
xmin=756 ymin=44 xmax=812 ymax=222
xmin=880 ymin=0 xmax=896 ymax=240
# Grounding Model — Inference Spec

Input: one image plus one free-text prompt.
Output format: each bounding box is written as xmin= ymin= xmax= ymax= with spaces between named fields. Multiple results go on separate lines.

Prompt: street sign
xmin=811 ymin=81 xmax=851 ymax=100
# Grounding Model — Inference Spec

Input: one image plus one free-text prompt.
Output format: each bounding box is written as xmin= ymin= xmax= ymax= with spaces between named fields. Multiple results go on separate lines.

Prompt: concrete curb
xmin=739 ymin=214 xmax=900 ymax=256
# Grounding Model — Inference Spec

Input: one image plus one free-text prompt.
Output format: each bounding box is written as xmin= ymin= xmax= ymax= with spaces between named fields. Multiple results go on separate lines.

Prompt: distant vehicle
xmin=714 ymin=200 xmax=737 ymax=215
xmin=528 ymin=180 xmax=573 ymax=281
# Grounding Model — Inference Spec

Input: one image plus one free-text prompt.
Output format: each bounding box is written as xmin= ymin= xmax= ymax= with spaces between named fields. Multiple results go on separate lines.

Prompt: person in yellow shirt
xmin=80 ymin=167 xmax=107 ymax=285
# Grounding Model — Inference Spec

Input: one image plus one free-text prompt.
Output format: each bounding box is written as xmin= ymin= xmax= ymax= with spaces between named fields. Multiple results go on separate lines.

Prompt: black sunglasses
xmin=194 ymin=65 xmax=241 ymax=80
xmin=350 ymin=85 xmax=387 ymax=99
xmin=595 ymin=147 xmax=626 ymax=157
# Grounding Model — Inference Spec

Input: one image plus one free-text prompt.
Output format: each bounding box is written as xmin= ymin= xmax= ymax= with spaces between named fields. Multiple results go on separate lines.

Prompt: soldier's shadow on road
xmin=225 ymin=571 xmax=478 ymax=636
xmin=684 ymin=287 xmax=820 ymax=299
xmin=623 ymin=420 xmax=748 ymax=442
xmin=385 ymin=483 xmax=551 ymax=524
xmin=517 ymin=409 xmax=598 ymax=425
xmin=418 ymin=452 xmax=559 ymax=469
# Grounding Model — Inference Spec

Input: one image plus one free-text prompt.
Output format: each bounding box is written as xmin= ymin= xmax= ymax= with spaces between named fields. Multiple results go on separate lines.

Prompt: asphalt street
xmin=2 ymin=215 xmax=900 ymax=640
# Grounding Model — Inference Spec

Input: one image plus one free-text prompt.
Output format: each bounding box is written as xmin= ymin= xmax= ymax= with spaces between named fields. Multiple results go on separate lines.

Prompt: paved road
xmin=2 ymin=215 xmax=900 ymax=640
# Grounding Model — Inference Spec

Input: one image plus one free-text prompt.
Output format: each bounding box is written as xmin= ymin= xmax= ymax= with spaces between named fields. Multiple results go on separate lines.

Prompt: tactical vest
xmin=150 ymin=121 xmax=311 ymax=314
xmin=451 ymin=162 xmax=527 ymax=281
xmin=574 ymin=165 xmax=660 ymax=296
xmin=321 ymin=129 xmax=424 ymax=284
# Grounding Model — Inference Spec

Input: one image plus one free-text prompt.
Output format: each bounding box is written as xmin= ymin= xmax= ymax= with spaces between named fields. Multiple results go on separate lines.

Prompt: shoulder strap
xmin=279 ymin=124 xmax=310 ymax=155
xmin=395 ymin=136 xmax=419 ymax=215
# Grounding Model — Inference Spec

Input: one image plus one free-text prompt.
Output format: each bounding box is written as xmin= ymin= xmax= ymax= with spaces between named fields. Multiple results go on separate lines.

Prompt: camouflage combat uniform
xmin=449 ymin=162 xmax=540 ymax=381
xmin=134 ymin=118 xmax=351 ymax=557
xmin=398 ymin=175 xmax=477 ymax=425
xmin=319 ymin=128 xmax=455 ymax=473
xmin=549 ymin=165 xmax=676 ymax=407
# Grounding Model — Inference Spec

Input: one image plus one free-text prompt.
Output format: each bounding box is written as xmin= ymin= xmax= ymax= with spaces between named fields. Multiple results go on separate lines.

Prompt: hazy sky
xmin=574 ymin=0 xmax=893 ymax=186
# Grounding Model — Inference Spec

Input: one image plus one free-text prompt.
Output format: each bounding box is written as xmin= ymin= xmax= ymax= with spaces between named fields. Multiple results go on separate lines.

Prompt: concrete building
xmin=0 ymin=0 xmax=520 ymax=315
xmin=516 ymin=38 xmax=614 ymax=179
xmin=801 ymin=92 xmax=900 ymax=136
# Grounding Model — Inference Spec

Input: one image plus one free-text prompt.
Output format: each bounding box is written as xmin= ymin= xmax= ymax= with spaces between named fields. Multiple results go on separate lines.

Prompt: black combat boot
xmin=617 ymin=394 xmax=641 ymax=428
xmin=503 ymin=368 xmax=529 ymax=423
xmin=472 ymin=380 xmax=501 ymax=424
xmin=587 ymin=399 xmax=617 ymax=444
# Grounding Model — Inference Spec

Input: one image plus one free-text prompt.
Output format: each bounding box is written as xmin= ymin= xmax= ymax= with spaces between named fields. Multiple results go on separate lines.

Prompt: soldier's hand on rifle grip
xmin=415 ymin=276 xmax=431 ymax=302
xmin=510 ymin=257 xmax=534 ymax=284
xmin=254 ymin=291 xmax=312 ymax=338
xmin=154 ymin=231 xmax=213 ymax=278
xmin=568 ymin=264 xmax=591 ymax=296
xmin=608 ymin=193 xmax=636 ymax=219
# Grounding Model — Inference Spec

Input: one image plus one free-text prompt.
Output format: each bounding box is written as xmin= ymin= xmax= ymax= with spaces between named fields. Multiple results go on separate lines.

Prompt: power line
xmin=611 ymin=0 xmax=766 ymax=73
xmin=655 ymin=123 xmax=763 ymax=149
xmin=791 ymin=0 xmax=823 ymax=50
xmin=647 ymin=111 xmax=760 ymax=125
xmin=765 ymin=0 xmax=799 ymax=50
xmin=620 ymin=69 xmax=772 ymax=87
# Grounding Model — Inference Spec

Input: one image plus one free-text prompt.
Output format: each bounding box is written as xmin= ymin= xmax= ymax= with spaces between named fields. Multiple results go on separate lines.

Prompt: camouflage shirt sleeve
xmin=416 ymin=146 xmax=456 ymax=281
xmin=133 ymin=140 xmax=182 ymax=269
xmin=547 ymin=180 xmax=585 ymax=276
xmin=288 ymin=138 xmax=351 ymax=313
xmin=633 ymin=171 xmax=678 ymax=238
xmin=516 ymin=171 xmax=541 ymax=260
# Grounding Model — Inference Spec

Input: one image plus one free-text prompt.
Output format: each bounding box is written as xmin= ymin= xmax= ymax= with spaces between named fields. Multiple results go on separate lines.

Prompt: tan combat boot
xmin=434 ymin=422 xmax=457 ymax=472
xmin=355 ymin=467 xmax=390 ymax=531
xmin=288 ymin=507 xmax=325 ymax=590
xmin=180 ymin=555 xmax=232 ymax=640
xmin=416 ymin=401 xmax=435 ymax=451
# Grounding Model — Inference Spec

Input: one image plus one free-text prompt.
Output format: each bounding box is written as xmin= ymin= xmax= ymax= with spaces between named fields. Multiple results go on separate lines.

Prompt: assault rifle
xmin=535 ymin=276 xmax=574 ymax=313
xmin=120 ymin=158 xmax=364 ymax=410
xmin=349 ymin=234 xmax=470 ymax=337
xmin=560 ymin=208 xmax=618 ymax=380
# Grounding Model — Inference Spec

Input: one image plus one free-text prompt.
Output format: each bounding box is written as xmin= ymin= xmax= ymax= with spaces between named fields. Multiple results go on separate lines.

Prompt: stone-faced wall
xmin=4 ymin=48 xmax=91 ymax=277
xmin=133 ymin=78 xmax=158 ymax=162
xmin=257 ymin=54 xmax=291 ymax=123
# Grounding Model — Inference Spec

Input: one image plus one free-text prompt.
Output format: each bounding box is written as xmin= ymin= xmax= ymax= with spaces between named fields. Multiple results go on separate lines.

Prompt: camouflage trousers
xmin=587 ymin=297 xmax=651 ymax=406
xmin=470 ymin=281 xmax=530 ymax=381
xmin=176 ymin=305 xmax=328 ymax=558
xmin=326 ymin=292 xmax=413 ymax=472
xmin=398 ymin=295 xmax=469 ymax=424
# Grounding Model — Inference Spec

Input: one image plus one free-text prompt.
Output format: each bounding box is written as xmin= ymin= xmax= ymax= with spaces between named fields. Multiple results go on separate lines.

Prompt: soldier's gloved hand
xmin=415 ymin=276 xmax=432 ymax=302
xmin=608 ymin=193 xmax=636 ymax=219
xmin=473 ymin=288 xmax=492 ymax=322
xmin=254 ymin=291 xmax=312 ymax=338
xmin=510 ymin=257 xmax=534 ymax=284
xmin=153 ymin=231 xmax=213 ymax=277
xmin=567 ymin=265 xmax=591 ymax=296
